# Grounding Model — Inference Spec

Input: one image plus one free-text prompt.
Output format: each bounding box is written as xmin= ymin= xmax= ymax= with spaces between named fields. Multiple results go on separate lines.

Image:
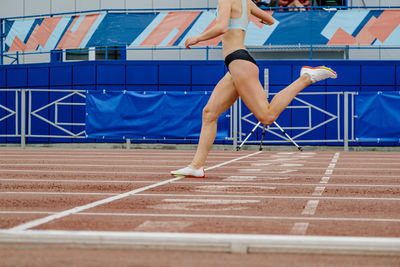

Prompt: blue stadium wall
xmin=1 ymin=59 xmax=399 ymax=145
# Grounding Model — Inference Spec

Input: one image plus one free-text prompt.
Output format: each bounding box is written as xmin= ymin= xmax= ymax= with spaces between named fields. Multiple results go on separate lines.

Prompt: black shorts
xmin=224 ymin=49 xmax=257 ymax=71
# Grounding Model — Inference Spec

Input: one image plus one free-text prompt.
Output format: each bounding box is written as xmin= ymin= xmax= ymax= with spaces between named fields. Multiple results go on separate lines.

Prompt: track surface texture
xmin=0 ymin=148 xmax=400 ymax=267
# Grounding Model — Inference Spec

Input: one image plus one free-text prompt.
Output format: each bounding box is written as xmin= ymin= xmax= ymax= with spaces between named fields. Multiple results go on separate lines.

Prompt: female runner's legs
xmin=171 ymin=0 xmax=336 ymax=178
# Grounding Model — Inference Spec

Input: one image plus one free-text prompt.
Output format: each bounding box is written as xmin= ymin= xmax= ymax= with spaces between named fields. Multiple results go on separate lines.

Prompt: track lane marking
xmin=312 ymin=186 xmax=326 ymax=196
xmin=290 ymin=222 xmax=309 ymax=235
xmin=132 ymin=193 xmax=400 ymax=201
xmin=2 ymin=178 xmax=400 ymax=188
xmin=3 ymin=211 xmax=400 ymax=222
xmin=9 ymin=151 xmax=262 ymax=231
xmin=3 ymin=192 xmax=400 ymax=200
xmin=293 ymin=152 xmax=340 ymax=234
xmin=301 ymin=200 xmax=320 ymax=215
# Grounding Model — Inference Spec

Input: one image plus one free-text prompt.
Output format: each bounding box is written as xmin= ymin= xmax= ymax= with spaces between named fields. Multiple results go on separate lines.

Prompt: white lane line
xmin=134 ymin=221 xmax=192 ymax=232
xmin=3 ymin=178 xmax=400 ymax=188
xmin=3 ymin=210 xmax=400 ymax=223
xmin=149 ymin=199 xmax=260 ymax=211
xmin=0 ymin=169 xmax=169 ymax=175
xmin=2 ymin=191 xmax=400 ymax=201
xmin=10 ymin=177 xmax=183 ymax=231
xmin=204 ymin=151 xmax=262 ymax=171
xmin=9 ymin=157 xmax=396 ymax=164
xmin=162 ymin=199 xmax=260 ymax=204
xmin=2 ymin=170 xmax=400 ymax=178
xmin=290 ymin=222 xmax=309 ymax=235
xmin=195 ymin=185 xmax=276 ymax=193
xmin=0 ymin=192 xmax=118 ymax=196
xmin=0 ymin=163 xmax=190 ymax=168
xmin=3 ymin=165 xmax=397 ymax=171
xmin=312 ymin=186 xmax=326 ymax=196
xmin=0 ymin=211 xmax=54 ymax=215
xmin=301 ymin=200 xmax=320 ymax=215
xmin=0 ymin=154 xmax=260 ymax=160
xmin=9 ymin=151 xmax=262 ymax=231
xmin=320 ymin=177 xmax=330 ymax=184
xmin=294 ymin=152 xmax=339 ymax=233
xmin=0 ymin=178 xmax=153 ymax=184
xmin=134 ymin=193 xmax=400 ymax=201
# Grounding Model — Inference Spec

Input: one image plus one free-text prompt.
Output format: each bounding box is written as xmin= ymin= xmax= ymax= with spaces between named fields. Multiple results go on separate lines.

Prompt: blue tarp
xmin=355 ymin=91 xmax=400 ymax=142
xmin=85 ymin=90 xmax=229 ymax=139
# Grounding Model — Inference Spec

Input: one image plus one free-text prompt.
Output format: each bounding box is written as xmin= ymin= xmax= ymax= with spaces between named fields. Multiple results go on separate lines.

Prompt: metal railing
xmin=231 ymin=92 xmax=356 ymax=151
xmin=0 ymin=89 xmax=86 ymax=148
xmin=1 ymin=88 xmax=356 ymax=150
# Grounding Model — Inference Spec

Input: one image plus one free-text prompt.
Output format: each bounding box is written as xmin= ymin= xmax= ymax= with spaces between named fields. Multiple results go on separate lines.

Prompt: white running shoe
xmin=170 ymin=165 xmax=205 ymax=178
xmin=300 ymin=66 xmax=337 ymax=83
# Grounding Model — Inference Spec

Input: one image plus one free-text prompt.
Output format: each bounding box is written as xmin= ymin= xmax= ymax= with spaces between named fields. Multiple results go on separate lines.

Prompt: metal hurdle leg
xmin=237 ymin=68 xmax=302 ymax=151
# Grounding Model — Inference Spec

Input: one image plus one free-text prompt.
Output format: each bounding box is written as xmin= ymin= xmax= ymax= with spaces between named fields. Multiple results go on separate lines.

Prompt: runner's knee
xmin=202 ymin=106 xmax=219 ymax=123
xmin=258 ymin=113 xmax=277 ymax=126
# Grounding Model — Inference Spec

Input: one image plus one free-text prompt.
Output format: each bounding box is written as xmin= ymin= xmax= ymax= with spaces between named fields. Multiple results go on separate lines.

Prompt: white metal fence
xmin=0 ymin=89 xmax=86 ymax=148
xmin=231 ymin=92 xmax=356 ymax=151
xmin=1 ymin=88 xmax=355 ymax=150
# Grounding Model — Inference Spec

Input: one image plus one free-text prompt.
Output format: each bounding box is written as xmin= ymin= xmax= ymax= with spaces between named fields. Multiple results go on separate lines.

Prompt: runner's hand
xmin=185 ymin=37 xmax=199 ymax=49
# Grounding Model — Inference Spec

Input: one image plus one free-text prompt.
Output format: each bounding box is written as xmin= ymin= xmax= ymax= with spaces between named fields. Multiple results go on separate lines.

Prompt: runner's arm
xmin=185 ymin=0 xmax=231 ymax=48
xmin=249 ymin=0 xmax=275 ymax=25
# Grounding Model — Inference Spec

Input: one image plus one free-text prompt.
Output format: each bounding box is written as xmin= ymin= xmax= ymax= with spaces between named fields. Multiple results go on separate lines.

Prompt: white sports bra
xmin=217 ymin=0 xmax=249 ymax=31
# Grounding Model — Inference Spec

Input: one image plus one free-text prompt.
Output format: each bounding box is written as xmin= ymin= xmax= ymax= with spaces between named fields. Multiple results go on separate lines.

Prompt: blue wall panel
xmin=7 ymin=68 xmax=27 ymax=88
xmin=192 ymin=85 xmax=215 ymax=92
xmin=259 ymin=63 xmax=292 ymax=86
xmin=0 ymin=67 xmax=6 ymax=88
xmin=159 ymin=64 xmax=190 ymax=85
xmin=97 ymin=64 xmax=125 ymax=85
xmin=126 ymin=85 xmax=158 ymax=91
xmin=126 ymin=64 xmax=158 ymax=85
xmin=160 ymin=85 xmax=191 ymax=92
xmin=192 ymin=63 xmax=224 ymax=85
xmin=361 ymin=64 xmax=395 ymax=86
xmin=73 ymin=63 xmax=96 ymax=85
xmin=2 ymin=59 xmax=400 ymax=146
xmin=97 ymin=85 xmax=126 ymax=91
xmin=50 ymin=66 xmax=73 ymax=86
xmin=327 ymin=63 xmax=360 ymax=86
xmin=28 ymin=67 xmax=49 ymax=87
xmin=361 ymin=86 xmax=395 ymax=92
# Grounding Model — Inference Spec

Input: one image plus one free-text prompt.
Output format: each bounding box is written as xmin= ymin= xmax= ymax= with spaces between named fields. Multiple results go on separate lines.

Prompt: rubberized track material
xmin=0 ymin=149 xmax=400 ymax=266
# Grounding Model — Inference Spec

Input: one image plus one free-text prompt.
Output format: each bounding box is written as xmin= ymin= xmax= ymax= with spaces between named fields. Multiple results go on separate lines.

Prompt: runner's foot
xmin=170 ymin=165 xmax=205 ymax=178
xmin=301 ymin=66 xmax=337 ymax=83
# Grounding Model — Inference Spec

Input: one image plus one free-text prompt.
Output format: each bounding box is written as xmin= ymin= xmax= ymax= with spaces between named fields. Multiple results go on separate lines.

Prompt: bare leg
xmin=190 ymin=73 xmax=239 ymax=169
xmin=228 ymin=60 xmax=312 ymax=126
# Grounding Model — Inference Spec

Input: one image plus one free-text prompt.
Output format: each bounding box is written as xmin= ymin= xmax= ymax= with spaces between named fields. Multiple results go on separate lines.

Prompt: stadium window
xmin=314 ymin=0 xmax=346 ymax=7
xmin=95 ymin=47 xmax=121 ymax=60
xmin=65 ymin=48 xmax=89 ymax=61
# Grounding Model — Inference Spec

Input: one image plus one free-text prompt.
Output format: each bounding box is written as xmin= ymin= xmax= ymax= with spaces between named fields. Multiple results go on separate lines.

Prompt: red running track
xmin=0 ymin=149 xmax=400 ymax=266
